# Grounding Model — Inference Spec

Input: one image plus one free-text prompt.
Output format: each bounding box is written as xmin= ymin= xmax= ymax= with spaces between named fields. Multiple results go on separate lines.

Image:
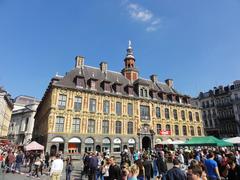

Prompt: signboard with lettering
xmin=159 ymin=130 xmax=171 ymax=135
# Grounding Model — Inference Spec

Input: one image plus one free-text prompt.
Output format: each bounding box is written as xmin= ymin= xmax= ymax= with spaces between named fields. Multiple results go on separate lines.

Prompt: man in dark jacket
xmin=88 ymin=153 xmax=98 ymax=180
xmin=156 ymin=151 xmax=168 ymax=177
xmin=109 ymin=156 xmax=121 ymax=180
xmin=143 ymin=155 xmax=153 ymax=180
xmin=166 ymin=159 xmax=186 ymax=180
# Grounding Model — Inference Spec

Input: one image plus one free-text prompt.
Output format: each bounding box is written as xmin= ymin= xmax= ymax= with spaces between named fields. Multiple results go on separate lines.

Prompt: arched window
xmin=175 ymin=125 xmax=179 ymax=135
xmin=72 ymin=118 xmax=80 ymax=133
xmin=173 ymin=109 xmax=178 ymax=120
xmin=127 ymin=122 xmax=133 ymax=134
xmin=102 ymin=120 xmax=109 ymax=134
xmin=181 ymin=110 xmax=185 ymax=121
xmin=55 ymin=116 xmax=65 ymax=132
xmin=189 ymin=111 xmax=193 ymax=121
xmin=165 ymin=108 xmax=170 ymax=119
xmin=183 ymin=126 xmax=187 ymax=136
xmin=156 ymin=124 xmax=161 ymax=133
xmin=190 ymin=126 xmax=194 ymax=136
xmin=115 ymin=121 xmax=122 ymax=134
xmin=197 ymin=127 xmax=202 ymax=136
xmin=166 ymin=124 xmax=171 ymax=131
xmin=156 ymin=107 xmax=161 ymax=118
xmin=195 ymin=112 xmax=200 ymax=122
xmin=88 ymin=119 xmax=95 ymax=133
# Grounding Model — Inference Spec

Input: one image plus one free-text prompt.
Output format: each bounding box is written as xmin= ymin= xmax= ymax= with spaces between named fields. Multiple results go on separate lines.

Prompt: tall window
xmin=88 ymin=119 xmax=95 ymax=133
xmin=116 ymin=121 xmax=122 ymax=134
xmin=156 ymin=107 xmax=161 ymax=118
xmin=189 ymin=111 xmax=193 ymax=121
xmin=157 ymin=124 xmax=161 ymax=133
xmin=140 ymin=105 xmax=150 ymax=120
xmin=74 ymin=96 xmax=82 ymax=112
xmin=173 ymin=109 xmax=178 ymax=120
xmin=72 ymin=118 xmax=80 ymax=133
xmin=175 ymin=125 xmax=179 ymax=135
xmin=190 ymin=126 xmax=194 ymax=136
xmin=165 ymin=108 xmax=170 ymax=119
xmin=127 ymin=122 xmax=133 ymax=134
xmin=181 ymin=110 xmax=186 ymax=121
xmin=128 ymin=103 xmax=133 ymax=117
xmin=25 ymin=118 xmax=29 ymax=131
xmin=89 ymin=98 xmax=96 ymax=112
xmin=195 ymin=112 xmax=200 ymax=122
xmin=102 ymin=120 xmax=109 ymax=134
xmin=55 ymin=116 xmax=64 ymax=132
xmin=58 ymin=94 xmax=67 ymax=109
xmin=103 ymin=100 xmax=110 ymax=114
xmin=197 ymin=127 xmax=202 ymax=136
xmin=116 ymin=102 xmax=122 ymax=116
xmin=166 ymin=124 xmax=171 ymax=131
xmin=183 ymin=126 xmax=187 ymax=136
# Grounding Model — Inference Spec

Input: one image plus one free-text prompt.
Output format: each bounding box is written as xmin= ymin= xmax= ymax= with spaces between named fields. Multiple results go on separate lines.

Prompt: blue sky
xmin=0 ymin=0 xmax=240 ymax=100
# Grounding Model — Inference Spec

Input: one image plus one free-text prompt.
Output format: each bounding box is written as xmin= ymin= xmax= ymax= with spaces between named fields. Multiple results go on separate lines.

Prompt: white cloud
xmin=146 ymin=26 xmax=157 ymax=32
xmin=127 ymin=3 xmax=153 ymax=22
xmin=125 ymin=2 xmax=161 ymax=32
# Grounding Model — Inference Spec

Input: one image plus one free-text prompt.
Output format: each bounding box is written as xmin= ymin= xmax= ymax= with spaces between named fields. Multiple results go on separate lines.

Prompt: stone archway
xmin=142 ymin=136 xmax=151 ymax=151
xmin=50 ymin=145 xmax=57 ymax=156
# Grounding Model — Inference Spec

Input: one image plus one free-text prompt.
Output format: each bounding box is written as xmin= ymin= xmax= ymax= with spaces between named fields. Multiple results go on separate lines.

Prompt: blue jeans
xmin=15 ymin=163 xmax=21 ymax=172
xmin=66 ymin=171 xmax=71 ymax=180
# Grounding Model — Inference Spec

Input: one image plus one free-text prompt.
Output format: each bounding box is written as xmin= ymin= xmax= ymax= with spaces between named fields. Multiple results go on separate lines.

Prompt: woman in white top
xmin=102 ymin=158 xmax=110 ymax=180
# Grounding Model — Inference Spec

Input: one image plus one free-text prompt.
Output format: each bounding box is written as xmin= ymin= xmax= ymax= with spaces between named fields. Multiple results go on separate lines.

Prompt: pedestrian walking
xmin=108 ymin=156 xmax=121 ymax=180
xmin=66 ymin=157 xmax=73 ymax=180
xmin=50 ymin=153 xmax=64 ymax=180
xmin=165 ymin=159 xmax=186 ymax=180
xmin=15 ymin=151 xmax=23 ymax=173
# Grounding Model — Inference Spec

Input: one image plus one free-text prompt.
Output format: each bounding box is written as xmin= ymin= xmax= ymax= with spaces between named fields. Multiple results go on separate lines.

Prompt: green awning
xmin=184 ymin=136 xmax=233 ymax=147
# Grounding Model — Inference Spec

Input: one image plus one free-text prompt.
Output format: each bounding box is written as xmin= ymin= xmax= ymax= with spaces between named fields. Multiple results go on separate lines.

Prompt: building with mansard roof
xmin=192 ymin=80 xmax=240 ymax=138
xmin=33 ymin=42 xmax=203 ymax=156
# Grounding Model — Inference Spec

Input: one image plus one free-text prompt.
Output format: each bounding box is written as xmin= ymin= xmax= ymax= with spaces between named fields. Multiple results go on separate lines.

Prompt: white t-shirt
xmin=50 ymin=158 xmax=64 ymax=175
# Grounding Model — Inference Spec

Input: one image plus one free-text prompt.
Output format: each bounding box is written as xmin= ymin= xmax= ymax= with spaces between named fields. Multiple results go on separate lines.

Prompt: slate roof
xmin=52 ymin=65 xmax=186 ymax=98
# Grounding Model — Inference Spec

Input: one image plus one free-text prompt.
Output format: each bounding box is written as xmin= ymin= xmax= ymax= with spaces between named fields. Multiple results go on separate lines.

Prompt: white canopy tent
xmin=224 ymin=137 xmax=240 ymax=144
xmin=171 ymin=140 xmax=185 ymax=145
xmin=159 ymin=139 xmax=185 ymax=145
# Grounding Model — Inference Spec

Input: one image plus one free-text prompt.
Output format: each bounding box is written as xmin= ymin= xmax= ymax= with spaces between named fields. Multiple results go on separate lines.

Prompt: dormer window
xmin=139 ymin=86 xmax=149 ymax=98
xmin=88 ymin=78 xmax=98 ymax=90
xmin=101 ymin=80 xmax=111 ymax=92
xmin=74 ymin=75 xmax=84 ymax=88
xmin=113 ymin=82 xmax=122 ymax=94
xmin=125 ymin=85 xmax=134 ymax=96
xmin=150 ymin=89 xmax=157 ymax=99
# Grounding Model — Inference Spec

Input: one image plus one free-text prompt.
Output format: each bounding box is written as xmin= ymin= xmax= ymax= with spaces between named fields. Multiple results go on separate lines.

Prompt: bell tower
xmin=122 ymin=41 xmax=139 ymax=82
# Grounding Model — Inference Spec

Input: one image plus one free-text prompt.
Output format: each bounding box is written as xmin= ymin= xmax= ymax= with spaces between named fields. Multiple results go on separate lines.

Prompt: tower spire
xmin=122 ymin=40 xmax=138 ymax=81
xmin=125 ymin=40 xmax=135 ymax=60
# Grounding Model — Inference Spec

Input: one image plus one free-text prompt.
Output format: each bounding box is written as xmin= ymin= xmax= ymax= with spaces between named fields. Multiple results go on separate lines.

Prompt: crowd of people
xmin=0 ymin=143 xmax=66 ymax=179
xmin=82 ymin=147 xmax=240 ymax=180
xmin=1 ymin=142 xmax=240 ymax=180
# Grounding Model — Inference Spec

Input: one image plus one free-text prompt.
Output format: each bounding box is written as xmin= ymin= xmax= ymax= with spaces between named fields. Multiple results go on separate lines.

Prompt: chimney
xmin=100 ymin=61 xmax=108 ymax=73
xmin=150 ymin=74 xmax=158 ymax=83
xmin=165 ymin=79 xmax=173 ymax=88
xmin=75 ymin=56 xmax=84 ymax=68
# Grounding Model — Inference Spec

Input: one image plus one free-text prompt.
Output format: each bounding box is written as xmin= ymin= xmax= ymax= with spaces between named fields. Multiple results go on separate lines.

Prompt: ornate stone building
xmin=33 ymin=42 xmax=203 ymax=156
xmin=192 ymin=80 xmax=240 ymax=138
xmin=0 ymin=88 xmax=13 ymax=138
xmin=8 ymin=96 xmax=40 ymax=144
